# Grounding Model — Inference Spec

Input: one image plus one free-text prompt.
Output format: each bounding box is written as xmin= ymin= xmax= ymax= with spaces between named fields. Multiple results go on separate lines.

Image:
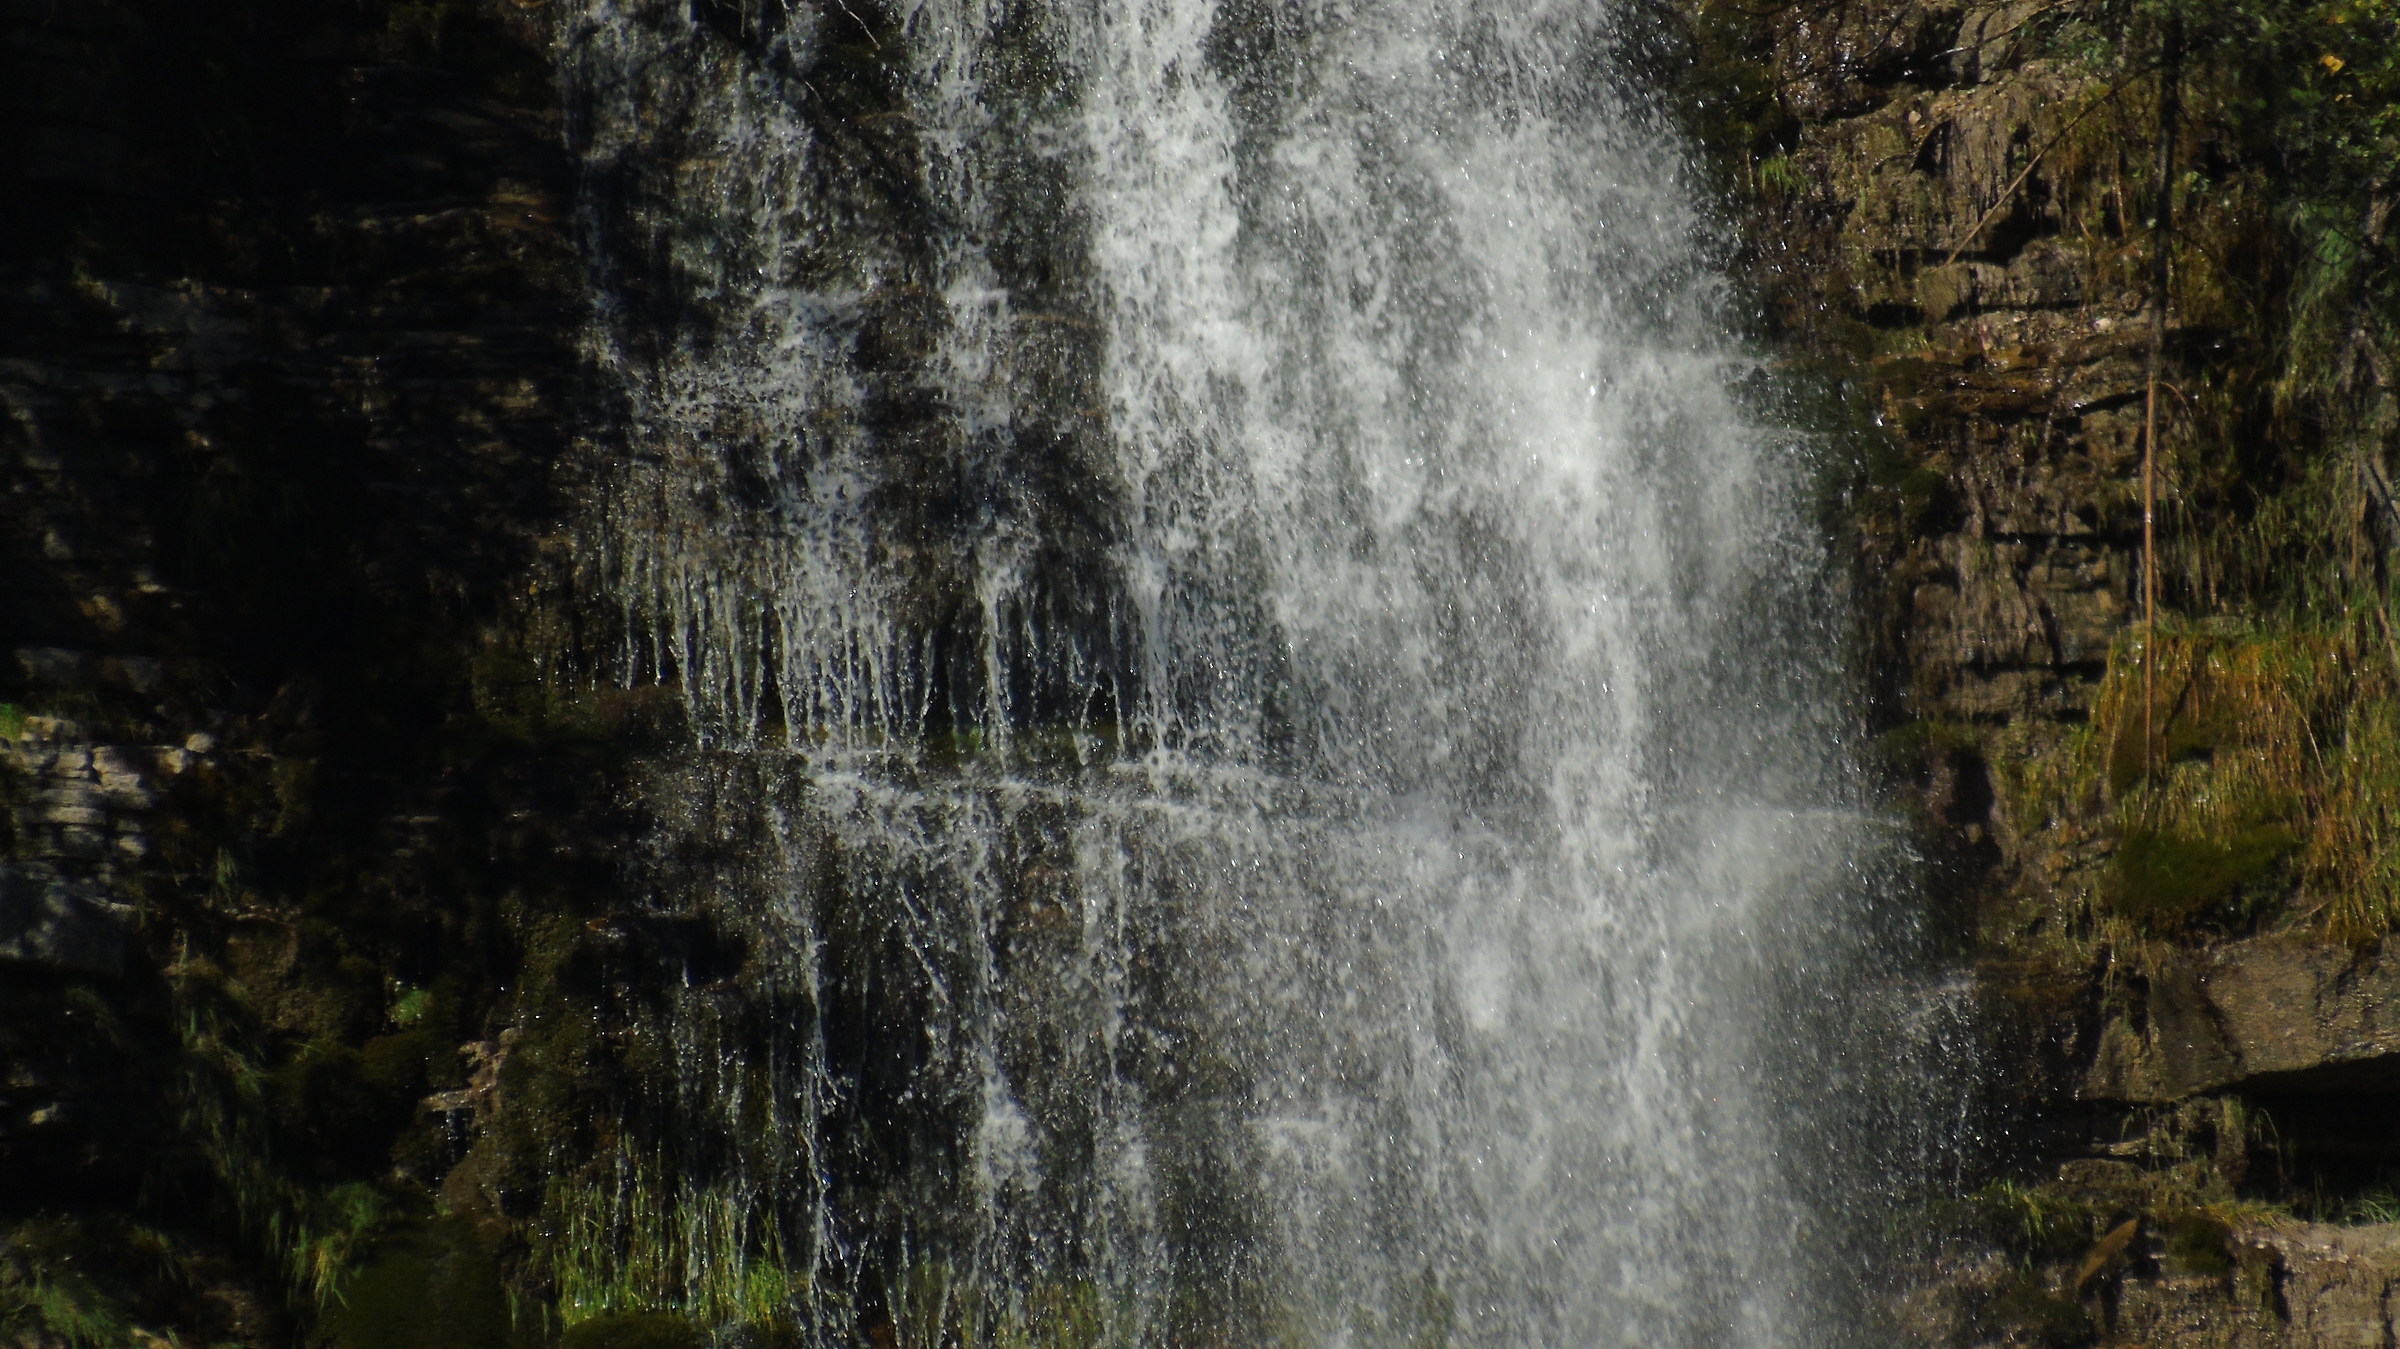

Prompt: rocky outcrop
xmin=0 ymin=709 xmax=176 ymax=976
xmin=0 ymin=0 xmax=584 ymax=949
xmin=2086 ymin=938 xmax=2400 ymax=1103
xmin=1708 ymin=0 xmax=2400 ymax=1340
xmin=1717 ymin=0 xmax=2397 ymax=1068
xmin=1904 ymin=1219 xmax=2400 ymax=1348
xmin=2113 ymin=1222 xmax=2400 ymax=1348
xmin=1742 ymin=11 xmax=2159 ymax=725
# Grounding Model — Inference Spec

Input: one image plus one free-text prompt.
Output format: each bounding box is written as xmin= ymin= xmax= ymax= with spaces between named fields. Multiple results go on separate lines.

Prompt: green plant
xmin=2333 ymin=1184 xmax=2400 ymax=1224
xmin=1964 ymin=0 xmax=2400 ymax=941
xmin=299 ymin=1183 xmax=392 ymax=1308
xmin=2081 ymin=625 xmax=2400 ymax=937
xmin=541 ymin=1147 xmax=804 ymax=1333
xmin=0 ymin=1218 xmax=188 ymax=1349
xmin=1756 ymin=153 xmax=1804 ymax=194
xmin=7 ymin=1272 xmax=132 ymax=1349
xmin=1971 ymin=1181 xmax=2100 ymax=1265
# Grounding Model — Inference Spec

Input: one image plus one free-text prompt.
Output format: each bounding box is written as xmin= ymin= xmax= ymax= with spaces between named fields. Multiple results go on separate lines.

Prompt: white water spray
xmin=558 ymin=1 xmax=1910 ymax=1343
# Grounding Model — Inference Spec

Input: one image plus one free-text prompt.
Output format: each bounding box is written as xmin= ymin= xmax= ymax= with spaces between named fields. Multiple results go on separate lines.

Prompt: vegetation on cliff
xmin=1688 ymin=0 xmax=2400 ymax=1339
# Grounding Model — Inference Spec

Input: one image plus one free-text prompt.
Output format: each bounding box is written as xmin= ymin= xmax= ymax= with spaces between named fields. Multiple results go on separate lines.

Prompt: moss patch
xmin=312 ymin=1217 xmax=522 ymax=1349
xmin=2103 ymin=821 xmax=2298 ymax=932
xmin=558 ymin=1310 xmax=707 ymax=1349
xmin=2163 ymin=1211 xmax=2235 ymax=1278
xmin=1974 ymin=1275 xmax=2091 ymax=1346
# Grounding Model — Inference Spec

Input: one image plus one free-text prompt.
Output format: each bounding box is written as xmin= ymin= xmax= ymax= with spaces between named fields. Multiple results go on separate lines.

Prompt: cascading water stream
xmin=554 ymin=1 xmax=1933 ymax=1343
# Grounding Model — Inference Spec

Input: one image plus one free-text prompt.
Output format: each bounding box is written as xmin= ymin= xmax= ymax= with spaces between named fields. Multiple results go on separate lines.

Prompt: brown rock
xmin=2272 ymin=1223 xmax=2400 ymax=1346
xmin=2087 ymin=1222 xmax=2400 ymax=1346
xmin=2083 ymin=939 xmax=2400 ymax=1102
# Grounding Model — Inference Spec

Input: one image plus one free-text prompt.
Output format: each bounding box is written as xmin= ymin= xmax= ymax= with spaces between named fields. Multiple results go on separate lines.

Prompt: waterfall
xmin=554 ymin=0 xmax=1911 ymax=1343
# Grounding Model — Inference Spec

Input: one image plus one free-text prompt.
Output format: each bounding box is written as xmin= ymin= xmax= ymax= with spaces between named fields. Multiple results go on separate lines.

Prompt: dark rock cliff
xmin=0 ymin=1 xmax=637 ymax=1342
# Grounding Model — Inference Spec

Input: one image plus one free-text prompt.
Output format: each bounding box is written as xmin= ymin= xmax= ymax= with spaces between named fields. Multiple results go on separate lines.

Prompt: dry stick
xmin=1940 ymin=66 xmax=2153 ymax=271
xmin=2361 ymin=452 xmax=2400 ymax=549
xmin=2357 ymin=455 xmax=2400 ymax=678
xmin=2143 ymin=22 xmax=2183 ymax=787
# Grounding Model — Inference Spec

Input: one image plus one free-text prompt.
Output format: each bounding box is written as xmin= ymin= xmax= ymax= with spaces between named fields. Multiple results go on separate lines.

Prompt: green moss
xmin=2162 ymin=1211 xmax=2234 ymax=1277
xmin=1975 ymin=1275 xmax=2092 ymax=1346
xmin=311 ymin=1218 xmax=522 ymax=1349
xmin=390 ymin=984 xmax=433 ymax=1028
xmin=267 ymin=1035 xmax=431 ymax=1176
xmin=2102 ymin=820 xmax=2298 ymax=931
xmin=558 ymin=1311 xmax=707 ymax=1349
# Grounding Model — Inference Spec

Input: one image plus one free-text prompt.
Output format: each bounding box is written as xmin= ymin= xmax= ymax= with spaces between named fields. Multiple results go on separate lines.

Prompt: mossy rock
xmin=2163 ymin=1212 xmax=2234 ymax=1278
xmin=313 ymin=1217 xmax=523 ymax=1349
xmin=558 ymin=1311 xmax=707 ymax=1349
xmin=268 ymin=1032 xmax=436 ymax=1176
xmin=2102 ymin=822 xmax=2296 ymax=933
xmin=1974 ymin=1273 xmax=2091 ymax=1346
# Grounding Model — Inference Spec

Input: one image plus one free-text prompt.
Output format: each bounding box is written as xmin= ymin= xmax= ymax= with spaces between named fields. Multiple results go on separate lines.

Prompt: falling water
xmin=556 ymin=0 xmax=1920 ymax=1343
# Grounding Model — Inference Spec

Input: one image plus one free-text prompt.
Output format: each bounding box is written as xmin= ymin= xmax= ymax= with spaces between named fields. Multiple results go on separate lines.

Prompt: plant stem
xmin=2144 ymin=17 xmax=2182 ymax=782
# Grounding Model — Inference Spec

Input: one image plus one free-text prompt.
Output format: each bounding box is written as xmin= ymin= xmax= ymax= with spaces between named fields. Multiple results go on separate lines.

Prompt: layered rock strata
xmin=1708 ymin=0 xmax=2400 ymax=1341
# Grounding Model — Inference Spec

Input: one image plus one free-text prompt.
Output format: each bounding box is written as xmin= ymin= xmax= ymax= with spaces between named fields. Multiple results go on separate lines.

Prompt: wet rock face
xmin=1700 ymin=0 xmax=2216 ymax=766
xmin=1766 ymin=56 xmax=2158 ymax=726
xmin=1 ymin=6 xmax=578 ymax=675
xmin=2085 ymin=939 xmax=2400 ymax=1104
xmin=0 ymin=714 xmax=163 ymax=976
xmin=2112 ymin=1222 xmax=2400 ymax=1348
xmin=1900 ymin=1219 xmax=2400 ymax=1348
xmin=1729 ymin=0 xmax=2375 ymax=1090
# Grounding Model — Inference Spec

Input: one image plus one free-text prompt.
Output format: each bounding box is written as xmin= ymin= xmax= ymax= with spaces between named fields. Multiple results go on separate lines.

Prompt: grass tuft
xmin=541 ymin=1147 xmax=803 ymax=1333
xmin=2079 ymin=620 xmax=2400 ymax=938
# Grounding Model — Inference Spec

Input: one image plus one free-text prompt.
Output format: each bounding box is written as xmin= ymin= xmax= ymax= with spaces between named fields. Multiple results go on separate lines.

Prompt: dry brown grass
xmin=2076 ymin=615 xmax=2400 ymax=939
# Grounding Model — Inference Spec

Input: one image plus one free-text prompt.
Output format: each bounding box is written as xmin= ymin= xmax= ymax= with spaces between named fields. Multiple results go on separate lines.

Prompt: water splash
xmin=555 ymin=0 xmax=1926 ymax=1343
